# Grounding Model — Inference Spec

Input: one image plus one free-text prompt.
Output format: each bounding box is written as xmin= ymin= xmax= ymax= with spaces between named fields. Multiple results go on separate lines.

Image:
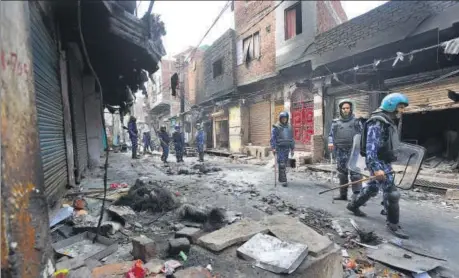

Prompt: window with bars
xmin=285 ymin=3 xmax=302 ymax=40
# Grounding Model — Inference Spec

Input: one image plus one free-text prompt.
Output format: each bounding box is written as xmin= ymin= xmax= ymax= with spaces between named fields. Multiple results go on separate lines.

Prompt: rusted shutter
xmin=392 ymin=77 xmax=459 ymax=113
xmin=30 ymin=3 xmax=68 ymax=203
xmin=249 ymin=100 xmax=271 ymax=146
xmin=334 ymin=93 xmax=370 ymax=119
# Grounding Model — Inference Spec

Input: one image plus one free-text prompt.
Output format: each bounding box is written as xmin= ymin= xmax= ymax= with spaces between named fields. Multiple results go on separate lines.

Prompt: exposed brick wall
xmin=200 ymin=29 xmax=236 ymax=104
xmin=316 ymin=1 xmax=341 ymax=34
xmin=160 ymin=59 xmax=176 ymax=92
xmin=315 ymin=1 xmax=458 ymax=55
xmin=234 ymin=0 xmax=276 ymax=85
xmin=187 ymin=50 xmax=204 ymax=105
xmin=330 ymin=1 xmax=347 ymax=22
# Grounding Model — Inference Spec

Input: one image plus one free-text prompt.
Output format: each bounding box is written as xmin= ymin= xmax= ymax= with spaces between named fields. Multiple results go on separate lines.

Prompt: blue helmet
xmin=380 ymin=92 xmax=409 ymax=113
xmin=279 ymin=111 xmax=289 ymax=122
xmin=174 ymin=125 xmax=180 ymax=130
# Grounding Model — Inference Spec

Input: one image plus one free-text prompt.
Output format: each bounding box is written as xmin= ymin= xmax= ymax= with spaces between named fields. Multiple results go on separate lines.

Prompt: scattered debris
xmin=50 ymin=207 xmax=74 ymax=227
xmin=367 ymin=243 xmax=445 ymax=273
xmin=179 ymin=251 xmax=188 ymax=262
xmin=169 ymin=238 xmax=191 ymax=255
xmin=197 ymin=219 xmax=269 ymax=252
xmin=113 ymin=179 xmax=179 ymax=212
xmin=177 ymin=204 xmax=227 ymax=232
xmin=52 ymin=232 xmax=118 ymax=261
xmin=237 ymin=233 xmax=308 ymax=274
xmin=132 ymin=235 xmax=157 ymax=262
xmin=175 ymin=227 xmax=204 ymax=243
xmin=125 ymin=260 xmax=145 ymax=278
xmin=331 ymin=219 xmax=345 ymax=237
xmin=350 ymin=218 xmax=380 ymax=244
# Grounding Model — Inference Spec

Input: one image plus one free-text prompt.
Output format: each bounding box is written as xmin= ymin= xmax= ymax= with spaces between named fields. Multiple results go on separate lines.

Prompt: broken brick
xmin=169 ymin=238 xmax=190 ymax=255
xmin=174 ymin=266 xmax=212 ymax=278
xmin=175 ymin=227 xmax=204 ymax=243
xmin=445 ymin=189 xmax=459 ymax=200
xmin=132 ymin=235 xmax=157 ymax=262
xmin=91 ymin=261 xmax=135 ymax=278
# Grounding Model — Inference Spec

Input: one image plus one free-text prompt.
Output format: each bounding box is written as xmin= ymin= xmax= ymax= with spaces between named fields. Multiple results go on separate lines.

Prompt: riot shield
xmin=347 ymin=134 xmax=426 ymax=190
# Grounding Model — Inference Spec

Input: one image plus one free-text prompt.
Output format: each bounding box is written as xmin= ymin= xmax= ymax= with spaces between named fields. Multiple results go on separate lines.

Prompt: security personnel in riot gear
xmin=347 ymin=92 xmax=409 ymax=239
xmin=328 ymin=99 xmax=363 ymax=201
xmin=172 ymin=125 xmax=185 ymax=163
xmin=127 ymin=116 xmax=139 ymax=159
xmin=196 ymin=123 xmax=205 ymax=162
xmin=270 ymin=112 xmax=295 ymax=187
xmin=158 ymin=125 xmax=171 ymax=163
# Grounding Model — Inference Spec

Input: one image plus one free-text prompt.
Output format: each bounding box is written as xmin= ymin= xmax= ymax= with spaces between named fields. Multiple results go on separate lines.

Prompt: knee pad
xmin=365 ymin=184 xmax=379 ymax=197
xmin=279 ymin=163 xmax=286 ymax=170
xmin=387 ymin=190 xmax=401 ymax=203
xmin=350 ymin=173 xmax=362 ymax=181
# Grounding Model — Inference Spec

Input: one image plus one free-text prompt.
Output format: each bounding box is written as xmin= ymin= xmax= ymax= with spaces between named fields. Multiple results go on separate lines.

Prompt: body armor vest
xmin=332 ymin=116 xmax=359 ymax=149
xmin=361 ymin=111 xmax=400 ymax=163
xmin=275 ymin=124 xmax=294 ymax=148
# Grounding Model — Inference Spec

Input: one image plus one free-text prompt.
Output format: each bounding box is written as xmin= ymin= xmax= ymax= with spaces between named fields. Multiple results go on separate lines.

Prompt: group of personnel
xmin=126 ymin=117 xmax=206 ymax=163
xmin=270 ymin=92 xmax=411 ymax=239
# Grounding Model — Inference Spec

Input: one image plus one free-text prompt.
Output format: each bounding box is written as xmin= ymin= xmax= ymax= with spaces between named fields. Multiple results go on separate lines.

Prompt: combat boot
xmin=387 ymin=223 xmax=409 ymax=239
xmin=346 ymin=189 xmax=372 ymax=217
xmin=386 ymin=189 xmax=408 ymax=239
xmin=333 ymin=187 xmax=348 ymax=201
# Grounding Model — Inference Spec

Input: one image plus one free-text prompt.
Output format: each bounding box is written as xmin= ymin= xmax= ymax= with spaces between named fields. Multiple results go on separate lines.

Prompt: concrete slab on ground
xmin=237 ymin=233 xmax=308 ymax=274
xmin=260 ymin=214 xmax=333 ymax=256
xmin=295 ymin=245 xmax=343 ymax=278
xmin=197 ymin=219 xmax=269 ymax=252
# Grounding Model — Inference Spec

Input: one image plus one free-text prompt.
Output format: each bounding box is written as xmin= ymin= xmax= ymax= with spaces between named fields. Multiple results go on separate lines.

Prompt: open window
xmin=240 ymin=31 xmax=261 ymax=65
xmin=285 ymin=3 xmax=302 ymax=40
xmin=213 ymin=59 xmax=223 ymax=78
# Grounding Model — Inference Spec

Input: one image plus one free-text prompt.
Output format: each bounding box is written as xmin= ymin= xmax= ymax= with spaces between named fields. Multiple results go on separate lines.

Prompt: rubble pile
xmin=113 ymin=179 xmax=179 ymax=212
xmin=177 ymin=204 xmax=227 ymax=232
xmin=298 ymin=207 xmax=333 ymax=234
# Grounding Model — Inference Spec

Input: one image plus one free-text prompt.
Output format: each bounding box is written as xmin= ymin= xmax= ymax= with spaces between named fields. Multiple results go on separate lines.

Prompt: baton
xmin=318 ymin=171 xmax=395 ymax=195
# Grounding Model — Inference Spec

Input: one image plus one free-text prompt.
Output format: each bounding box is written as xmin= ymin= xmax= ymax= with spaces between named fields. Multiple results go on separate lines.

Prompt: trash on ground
xmin=177 ymin=204 xmax=227 ymax=232
xmin=125 ymin=260 xmax=145 ymax=278
xmin=237 ymin=233 xmax=308 ymax=274
xmin=349 ymin=218 xmax=379 ymax=244
xmin=50 ymin=207 xmax=74 ymax=227
xmin=341 ymin=249 xmax=349 ymax=257
xmin=331 ymin=219 xmax=344 ymax=237
xmin=52 ymin=231 xmax=118 ymax=261
xmin=162 ymin=260 xmax=182 ymax=275
xmin=179 ymin=250 xmax=188 ymax=262
xmin=52 ymin=269 xmax=69 ymax=278
xmin=110 ymin=183 xmax=129 ymax=190
xmin=367 ymin=243 xmax=445 ymax=273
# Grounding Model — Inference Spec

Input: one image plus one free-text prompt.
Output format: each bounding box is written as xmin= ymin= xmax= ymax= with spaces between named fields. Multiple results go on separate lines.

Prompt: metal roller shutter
xmin=334 ymin=93 xmax=370 ymax=118
xmin=392 ymin=77 xmax=459 ymax=113
xmin=249 ymin=100 xmax=271 ymax=146
xmin=68 ymin=50 xmax=88 ymax=183
xmin=30 ymin=3 xmax=68 ymax=201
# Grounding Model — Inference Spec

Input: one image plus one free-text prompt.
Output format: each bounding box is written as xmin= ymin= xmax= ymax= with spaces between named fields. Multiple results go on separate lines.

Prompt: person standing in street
xmin=142 ymin=131 xmax=152 ymax=154
xmin=172 ymin=125 xmax=185 ymax=163
xmin=196 ymin=123 xmax=205 ymax=162
xmin=270 ymin=112 xmax=295 ymax=187
xmin=328 ymin=99 xmax=363 ymax=201
xmin=158 ymin=125 xmax=170 ymax=163
xmin=127 ymin=116 xmax=139 ymax=159
xmin=347 ymin=92 xmax=410 ymax=239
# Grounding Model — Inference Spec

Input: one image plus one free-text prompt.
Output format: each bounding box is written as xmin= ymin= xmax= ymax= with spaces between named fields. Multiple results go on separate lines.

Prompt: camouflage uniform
xmin=196 ymin=128 xmax=205 ymax=162
xmin=328 ymin=115 xmax=363 ymax=200
xmin=172 ymin=127 xmax=185 ymax=162
xmin=128 ymin=117 xmax=138 ymax=159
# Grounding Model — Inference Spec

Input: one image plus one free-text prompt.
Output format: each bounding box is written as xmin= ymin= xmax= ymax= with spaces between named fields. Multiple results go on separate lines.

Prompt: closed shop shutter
xmin=68 ymin=50 xmax=88 ymax=182
xmin=392 ymin=77 xmax=459 ymax=113
xmin=249 ymin=100 xmax=271 ymax=146
xmin=334 ymin=93 xmax=370 ymax=119
xmin=229 ymin=106 xmax=242 ymax=153
xmin=30 ymin=3 xmax=68 ymax=201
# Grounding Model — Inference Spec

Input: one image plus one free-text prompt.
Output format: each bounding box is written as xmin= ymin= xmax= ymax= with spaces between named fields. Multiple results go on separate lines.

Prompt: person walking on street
xmin=158 ymin=125 xmax=170 ymax=163
xmin=143 ymin=131 xmax=152 ymax=153
xmin=328 ymin=99 xmax=364 ymax=201
xmin=127 ymin=116 xmax=139 ymax=159
xmin=347 ymin=92 xmax=410 ymax=239
xmin=172 ymin=125 xmax=185 ymax=163
xmin=196 ymin=123 xmax=205 ymax=162
xmin=270 ymin=112 xmax=295 ymax=187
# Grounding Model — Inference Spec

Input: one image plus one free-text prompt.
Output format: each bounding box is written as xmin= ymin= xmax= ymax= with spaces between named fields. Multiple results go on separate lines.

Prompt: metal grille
xmin=30 ymin=3 xmax=68 ymax=201
xmin=68 ymin=49 xmax=88 ymax=183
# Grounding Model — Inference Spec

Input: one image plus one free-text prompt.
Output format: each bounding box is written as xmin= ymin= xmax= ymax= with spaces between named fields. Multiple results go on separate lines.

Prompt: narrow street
xmin=75 ymin=152 xmax=459 ymax=276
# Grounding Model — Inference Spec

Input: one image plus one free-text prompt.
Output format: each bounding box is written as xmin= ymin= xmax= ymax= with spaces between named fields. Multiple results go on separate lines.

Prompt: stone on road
xmin=169 ymin=238 xmax=191 ymax=255
xmin=132 ymin=235 xmax=157 ymax=262
xmin=175 ymin=227 xmax=204 ymax=243
xmin=261 ymin=214 xmax=333 ymax=256
xmin=174 ymin=266 xmax=212 ymax=278
xmin=197 ymin=219 xmax=269 ymax=252
xmin=237 ymin=233 xmax=308 ymax=274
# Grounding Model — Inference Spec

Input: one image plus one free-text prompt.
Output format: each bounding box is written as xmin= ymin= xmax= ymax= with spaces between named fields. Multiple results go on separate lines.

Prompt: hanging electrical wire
xmin=77 ymin=0 xmax=109 ymax=243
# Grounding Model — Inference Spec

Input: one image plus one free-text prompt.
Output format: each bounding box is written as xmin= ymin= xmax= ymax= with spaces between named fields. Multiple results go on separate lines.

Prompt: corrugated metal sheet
xmin=30 ymin=3 xmax=68 ymax=201
xmin=334 ymin=93 xmax=370 ymax=118
xmin=68 ymin=50 xmax=88 ymax=183
xmin=249 ymin=100 xmax=271 ymax=146
xmin=393 ymin=77 xmax=459 ymax=113
xmin=229 ymin=106 xmax=241 ymax=153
